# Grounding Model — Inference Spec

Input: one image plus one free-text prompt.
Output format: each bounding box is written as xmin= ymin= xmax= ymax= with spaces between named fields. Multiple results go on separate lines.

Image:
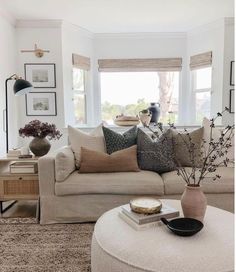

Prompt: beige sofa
xmin=38 ymin=149 xmax=234 ymax=224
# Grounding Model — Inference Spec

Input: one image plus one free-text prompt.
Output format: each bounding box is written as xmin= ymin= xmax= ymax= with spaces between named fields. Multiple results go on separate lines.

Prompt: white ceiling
xmin=0 ymin=0 xmax=234 ymax=33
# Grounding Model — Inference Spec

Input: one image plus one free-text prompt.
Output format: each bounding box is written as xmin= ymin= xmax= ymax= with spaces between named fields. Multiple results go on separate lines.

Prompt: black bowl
xmin=161 ymin=217 xmax=204 ymax=236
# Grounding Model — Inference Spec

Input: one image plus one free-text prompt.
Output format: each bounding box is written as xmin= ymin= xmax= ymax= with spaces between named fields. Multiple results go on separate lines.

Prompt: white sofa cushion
xmin=55 ymin=170 xmax=164 ymax=196
xmin=55 ymin=146 xmax=75 ymax=182
xmin=162 ymin=167 xmax=234 ymax=195
xmin=68 ymin=124 xmax=106 ymax=168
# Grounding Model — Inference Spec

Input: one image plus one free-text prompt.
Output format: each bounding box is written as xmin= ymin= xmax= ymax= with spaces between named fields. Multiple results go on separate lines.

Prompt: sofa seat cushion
xmin=55 ymin=170 xmax=164 ymax=196
xmin=162 ymin=167 xmax=234 ymax=195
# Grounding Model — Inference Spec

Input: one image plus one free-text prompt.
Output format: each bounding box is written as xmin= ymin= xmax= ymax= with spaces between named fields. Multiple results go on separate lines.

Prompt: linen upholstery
xmin=137 ymin=128 xmax=176 ymax=173
xmin=171 ymin=127 xmax=203 ymax=167
xmin=202 ymin=117 xmax=234 ymax=165
xmin=55 ymin=170 xmax=164 ymax=196
xmin=68 ymin=125 xmax=105 ymax=168
xmin=55 ymin=146 xmax=75 ymax=182
xmin=79 ymin=145 xmax=140 ymax=173
xmin=102 ymin=126 xmax=137 ymax=154
xmin=162 ymin=167 xmax=234 ymax=195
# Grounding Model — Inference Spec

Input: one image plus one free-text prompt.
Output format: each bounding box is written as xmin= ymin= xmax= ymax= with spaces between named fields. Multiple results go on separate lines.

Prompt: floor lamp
xmin=5 ymin=74 xmax=33 ymax=153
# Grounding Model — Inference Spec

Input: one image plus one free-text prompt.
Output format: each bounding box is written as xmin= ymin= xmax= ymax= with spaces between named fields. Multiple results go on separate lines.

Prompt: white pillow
xmin=55 ymin=146 xmax=75 ymax=182
xmin=202 ymin=117 xmax=234 ymax=166
xmin=68 ymin=124 xmax=106 ymax=168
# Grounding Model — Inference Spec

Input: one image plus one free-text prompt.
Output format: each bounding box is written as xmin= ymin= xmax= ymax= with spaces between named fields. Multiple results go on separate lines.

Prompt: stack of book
xmin=7 ymin=149 xmax=21 ymax=158
xmin=10 ymin=162 xmax=38 ymax=174
xmin=119 ymin=203 xmax=179 ymax=230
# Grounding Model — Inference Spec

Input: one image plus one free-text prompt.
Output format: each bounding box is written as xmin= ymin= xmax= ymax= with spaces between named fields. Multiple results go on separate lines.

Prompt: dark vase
xmin=29 ymin=137 xmax=51 ymax=156
xmin=148 ymin=102 xmax=160 ymax=123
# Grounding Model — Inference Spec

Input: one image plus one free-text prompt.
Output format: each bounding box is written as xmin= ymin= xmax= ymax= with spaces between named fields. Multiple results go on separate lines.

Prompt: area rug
xmin=0 ymin=218 xmax=94 ymax=272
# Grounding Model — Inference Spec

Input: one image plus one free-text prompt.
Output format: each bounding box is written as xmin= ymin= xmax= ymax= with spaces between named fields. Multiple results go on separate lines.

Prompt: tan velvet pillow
xmin=171 ymin=127 xmax=204 ymax=167
xmin=79 ymin=145 xmax=140 ymax=173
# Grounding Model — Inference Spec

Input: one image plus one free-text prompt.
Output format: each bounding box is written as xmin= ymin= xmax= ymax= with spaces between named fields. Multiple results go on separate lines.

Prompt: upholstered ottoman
xmin=91 ymin=199 xmax=234 ymax=272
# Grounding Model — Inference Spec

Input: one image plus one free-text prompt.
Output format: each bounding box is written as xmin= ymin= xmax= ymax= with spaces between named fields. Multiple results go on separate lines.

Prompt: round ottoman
xmin=91 ymin=199 xmax=234 ymax=272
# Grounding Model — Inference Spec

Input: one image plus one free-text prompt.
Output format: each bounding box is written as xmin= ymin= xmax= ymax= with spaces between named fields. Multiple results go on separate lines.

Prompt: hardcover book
xmin=121 ymin=203 xmax=179 ymax=225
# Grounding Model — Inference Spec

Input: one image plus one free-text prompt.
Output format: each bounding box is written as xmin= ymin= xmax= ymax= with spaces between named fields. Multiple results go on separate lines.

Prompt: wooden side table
xmin=0 ymin=157 xmax=39 ymax=216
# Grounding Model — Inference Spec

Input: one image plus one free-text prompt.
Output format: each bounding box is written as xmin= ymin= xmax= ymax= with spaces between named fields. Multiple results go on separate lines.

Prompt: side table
xmin=0 ymin=157 xmax=39 ymax=217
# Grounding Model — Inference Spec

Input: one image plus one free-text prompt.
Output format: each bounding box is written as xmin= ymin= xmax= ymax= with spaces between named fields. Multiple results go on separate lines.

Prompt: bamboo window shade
xmin=72 ymin=53 xmax=90 ymax=70
xmin=98 ymin=58 xmax=182 ymax=72
xmin=190 ymin=51 xmax=212 ymax=70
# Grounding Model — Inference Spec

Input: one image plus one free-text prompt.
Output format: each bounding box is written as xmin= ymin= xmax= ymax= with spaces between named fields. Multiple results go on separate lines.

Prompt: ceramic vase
xmin=181 ymin=185 xmax=207 ymax=222
xmin=148 ymin=102 xmax=160 ymax=124
xmin=139 ymin=109 xmax=152 ymax=126
xmin=29 ymin=137 xmax=51 ymax=157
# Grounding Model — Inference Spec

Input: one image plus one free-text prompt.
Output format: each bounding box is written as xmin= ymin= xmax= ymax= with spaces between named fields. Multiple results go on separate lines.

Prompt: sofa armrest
xmin=38 ymin=152 xmax=57 ymax=196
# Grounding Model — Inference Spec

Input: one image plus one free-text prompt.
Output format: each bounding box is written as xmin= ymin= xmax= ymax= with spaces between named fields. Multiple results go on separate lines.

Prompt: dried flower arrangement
xmin=143 ymin=107 xmax=234 ymax=187
xmin=19 ymin=120 xmax=62 ymax=140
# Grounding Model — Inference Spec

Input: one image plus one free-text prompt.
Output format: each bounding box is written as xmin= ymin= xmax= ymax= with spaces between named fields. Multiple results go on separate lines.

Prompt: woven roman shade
xmin=72 ymin=53 xmax=90 ymax=70
xmin=98 ymin=58 xmax=182 ymax=72
xmin=190 ymin=51 xmax=212 ymax=70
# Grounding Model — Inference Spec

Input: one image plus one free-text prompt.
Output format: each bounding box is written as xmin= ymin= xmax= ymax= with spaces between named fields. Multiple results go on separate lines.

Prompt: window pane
xmin=74 ymin=94 xmax=86 ymax=125
xmin=195 ymin=92 xmax=211 ymax=123
xmin=73 ymin=68 xmax=85 ymax=91
xmin=100 ymin=72 xmax=179 ymax=125
xmin=196 ymin=67 xmax=212 ymax=89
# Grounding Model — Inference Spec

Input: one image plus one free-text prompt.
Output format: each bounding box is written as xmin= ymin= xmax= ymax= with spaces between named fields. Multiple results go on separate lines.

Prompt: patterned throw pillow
xmin=137 ymin=128 xmax=176 ymax=173
xmin=171 ymin=127 xmax=204 ymax=167
xmin=102 ymin=126 xmax=138 ymax=154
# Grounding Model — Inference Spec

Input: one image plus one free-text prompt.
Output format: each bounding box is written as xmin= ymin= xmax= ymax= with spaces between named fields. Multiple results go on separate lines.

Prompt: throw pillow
xmin=102 ymin=126 xmax=138 ymax=154
xmin=202 ymin=117 xmax=234 ymax=166
xmin=68 ymin=124 xmax=106 ymax=168
xmin=55 ymin=146 xmax=75 ymax=182
xmin=79 ymin=145 xmax=140 ymax=173
xmin=137 ymin=128 xmax=176 ymax=173
xmin=171 ymin=127 xmax=204 ymax=167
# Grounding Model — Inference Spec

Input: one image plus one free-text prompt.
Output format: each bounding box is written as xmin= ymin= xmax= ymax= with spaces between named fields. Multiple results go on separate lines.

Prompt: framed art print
xmin=229 ymin=89 xmax=234 ymax=113
xmin=24 ymin=63 xmax=56 ymax=88
xmin=26 ymin=92 xmax=57 ymax=116
xmin=230 ymin=61 xmax=234 ymax=86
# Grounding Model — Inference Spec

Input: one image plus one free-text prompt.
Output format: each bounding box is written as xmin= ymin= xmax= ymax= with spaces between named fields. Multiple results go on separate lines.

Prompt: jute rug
xmin=0 ymin=218 xmax=94 ymax=272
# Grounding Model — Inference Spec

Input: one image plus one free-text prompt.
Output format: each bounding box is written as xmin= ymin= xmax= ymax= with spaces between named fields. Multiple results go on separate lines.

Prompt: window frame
xmin=99 ymin=70 xmax=182 ymax=125
xmin=72 ymin=67 xmax=88 ymax=125
xmin=191 ymin=67 xmax=212 ymax=124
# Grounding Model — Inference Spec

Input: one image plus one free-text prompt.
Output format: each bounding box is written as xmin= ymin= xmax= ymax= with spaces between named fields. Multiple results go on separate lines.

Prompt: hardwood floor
xmin=0 ymin=200 xmax=37 ymax=218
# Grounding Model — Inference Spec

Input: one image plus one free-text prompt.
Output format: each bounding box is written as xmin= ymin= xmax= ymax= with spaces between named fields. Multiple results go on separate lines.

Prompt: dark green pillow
xmin=102 ymin=126 xmax=138 ymax=154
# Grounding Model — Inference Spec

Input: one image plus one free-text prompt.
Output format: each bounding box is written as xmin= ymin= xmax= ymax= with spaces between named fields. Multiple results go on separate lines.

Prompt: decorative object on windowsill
xmin=114 ymin=114 xmax=140 ymax=126
xmin=19 ymin=120 xmax=62 ymax=156
xmin=21 ymin=44 xmax=50 ymax=58
xmin=148 ymin=102 xmax=160 ymax=124
xmin=130 ymin=197 xmax=162 ymax=214
xmin=139 ymin=109 xmax=152 ymax=126
xmin=144 ymin=107 xmax=234 ymax=222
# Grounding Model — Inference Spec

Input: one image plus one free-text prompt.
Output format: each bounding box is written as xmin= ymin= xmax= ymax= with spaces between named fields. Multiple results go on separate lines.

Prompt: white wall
xmin=187 ymin=19 xmax=225 ymax=124
xmin=16 ymin=21 xmax=66 ymax=150
xmin=222 ymin=18 xmax=234 ymax=125
xmin=0 ymin=9 xmax=17 ymax=156
xmin=93 ymin=33 xmax=188 ymax=125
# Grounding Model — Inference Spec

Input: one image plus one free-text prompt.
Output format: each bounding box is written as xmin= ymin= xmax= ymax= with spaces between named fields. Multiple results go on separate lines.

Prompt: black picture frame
xmin=24 ymin=63 xmax=56 ymax=88
xmin=25 ymin=92 xmax=57 ymax=116
xmin=229 ymin=89 xmax=234 ymax=113
xmin=230 ymin=61 xmax=234 ymax=86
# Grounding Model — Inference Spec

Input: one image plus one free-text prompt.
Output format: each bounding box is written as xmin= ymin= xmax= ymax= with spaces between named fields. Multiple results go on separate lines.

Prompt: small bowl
xmin=161 ymin=217 xmax=204 ymax=236
xmin=130 ymin=197 xmax=162 ymax=214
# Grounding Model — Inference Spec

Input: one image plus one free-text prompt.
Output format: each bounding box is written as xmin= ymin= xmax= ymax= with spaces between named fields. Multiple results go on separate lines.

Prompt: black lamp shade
xmin=13 ymin=79 xmax=33 ymax=96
